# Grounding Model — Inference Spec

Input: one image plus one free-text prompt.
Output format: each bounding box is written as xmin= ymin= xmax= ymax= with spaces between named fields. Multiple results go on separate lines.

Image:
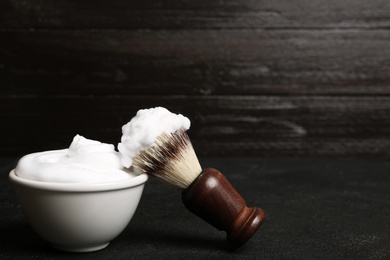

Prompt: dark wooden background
xmin=1 ymin=0 xmax=390 ymax=157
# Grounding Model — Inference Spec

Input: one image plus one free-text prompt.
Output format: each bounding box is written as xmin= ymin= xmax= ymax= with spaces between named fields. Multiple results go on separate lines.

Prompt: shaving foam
xmin=15 ymin=135 xmax=137 ymax=183
xmin=118 ymin=107 xmax=190 ymax=167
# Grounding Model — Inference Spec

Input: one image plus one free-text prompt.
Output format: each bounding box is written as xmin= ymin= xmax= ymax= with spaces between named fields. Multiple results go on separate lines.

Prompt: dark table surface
xmin=1 ymin=157 xmax=389 ymax=259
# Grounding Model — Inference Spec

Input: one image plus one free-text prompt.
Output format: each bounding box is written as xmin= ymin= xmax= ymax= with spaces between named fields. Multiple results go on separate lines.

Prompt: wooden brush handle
xmin=181 ymin=168 xmax=265 ymax=249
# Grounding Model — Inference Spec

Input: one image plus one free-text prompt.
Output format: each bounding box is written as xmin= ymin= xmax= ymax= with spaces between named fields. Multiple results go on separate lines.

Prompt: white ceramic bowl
xmin=9 ymin=170 xmax=148 ymax=252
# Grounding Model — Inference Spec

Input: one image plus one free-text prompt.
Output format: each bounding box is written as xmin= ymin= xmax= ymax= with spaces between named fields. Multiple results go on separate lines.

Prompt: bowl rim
xmin=9 ymin=169 xmax=148 ymax=192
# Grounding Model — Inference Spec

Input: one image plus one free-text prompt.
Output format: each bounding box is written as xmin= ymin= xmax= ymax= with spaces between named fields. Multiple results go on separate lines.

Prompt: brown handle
xmin=181 ymin=168 xmax=265 ymax=249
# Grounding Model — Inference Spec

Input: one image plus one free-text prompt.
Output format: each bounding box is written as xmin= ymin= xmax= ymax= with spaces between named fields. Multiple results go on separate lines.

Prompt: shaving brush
xmin=133 ymin=129 xmax=265 ymax=249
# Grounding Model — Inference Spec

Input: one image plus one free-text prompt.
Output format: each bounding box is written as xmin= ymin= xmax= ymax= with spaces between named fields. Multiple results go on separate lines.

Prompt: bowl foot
xmin=51 ymin=242 xmax=110 ymax=252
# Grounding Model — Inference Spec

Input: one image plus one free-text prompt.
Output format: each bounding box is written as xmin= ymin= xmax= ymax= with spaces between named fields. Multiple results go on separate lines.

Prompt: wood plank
xmin=1 ymin=0 xmax=390 ymax=29
xmin=2 ymin=1 xmax=390 ymax=158
xmin=2 ymin=96 xmax=390 ymax=156
xmin=2 ymin=29 xmax=390 ymax=96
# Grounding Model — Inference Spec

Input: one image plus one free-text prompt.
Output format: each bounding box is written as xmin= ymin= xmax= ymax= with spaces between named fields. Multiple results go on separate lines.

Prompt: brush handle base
xmin=181 ymin=168 xmax=265 ymax=249
xmin=227 ymin=206 xmax=265 ymax=249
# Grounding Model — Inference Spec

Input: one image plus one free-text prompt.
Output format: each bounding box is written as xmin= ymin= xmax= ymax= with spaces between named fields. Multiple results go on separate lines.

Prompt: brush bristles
xmin=133 ymin=129 xmax=202 ymax=189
